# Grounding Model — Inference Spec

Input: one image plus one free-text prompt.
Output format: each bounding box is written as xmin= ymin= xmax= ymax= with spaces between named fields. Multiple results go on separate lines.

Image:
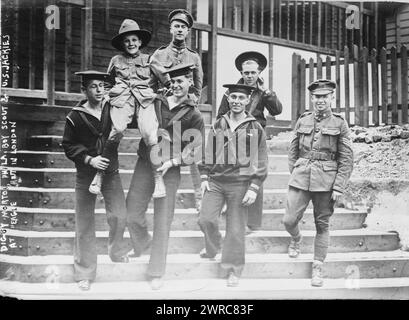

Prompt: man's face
xmin=170 ymin=74 xmax=192 ymax=98
xmin=83 ymin=80 xmax=105 ymax=104
xmin=122 ymin=33 xmax=141 ymax=56
xmin=227 ymin=92 xmax=249 ymax=114
xmin=241 ymin=61 xmax=261 ymax=87
xmin=170 ymin=21 xmax=189 ymax=42
xmin=311 ymin=92 xmax=333 ymax=113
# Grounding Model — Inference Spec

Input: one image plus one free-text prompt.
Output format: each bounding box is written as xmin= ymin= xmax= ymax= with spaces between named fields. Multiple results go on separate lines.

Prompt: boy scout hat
xmin=164 ymin=63 xmax=195 ymax=78
xmin=168 ymin=9 xmax=194 ymax=28
xmin=235 ymin=51 xmax=267 ymax=71
xmin=111 ymin=19 xmax=151 ymax=51
xmin=223 ymin=84 xmax=254 ymax=96
xmin=75 ymin=70 xmax=110 ymax=85
xmin=308 ymin=79 xmax=337 ymax=95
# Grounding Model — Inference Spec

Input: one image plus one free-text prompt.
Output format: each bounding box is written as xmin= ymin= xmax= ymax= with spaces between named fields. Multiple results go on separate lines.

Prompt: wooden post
xmin=353 ymin=45 xmax=360 ymax=126
xmin=251 ymin=0 xmax=257 ymax=33
xmin=269 ymin=43 xmax=274 ymax=90
xmin=243 ymin=0 xmax=250 ymax=33
xmin=291 ymin=53 xmax=300 ymax=127
xmin=294 ymin=0 xmax=298 ymax=42
xmin=186 ymin=0 xmax=193 ymax=47
xmin=338 ymin=8 xmax=342 ymax=50
xmin=380 ymin=47 xmax=388 ymax=124
xmin=299 ymin=58 xmax=306 ymax=115
xmin=28 ymin=5 xmax=36 ymax=89
xmin=308 ymin=57 xmax=314 ymax=110
xmin=278 ymin=0 xmax=282 ymax=38
xmin=209 ymin=0 xmax=218 ymax=120
xmin=316 ymin=55 xmax=322 ymax=79
xmin=325 ymin=55 xmax=331 ymax=80
xmin=362 ymin=47 xmax=369 ymax=127
xmin=391 ymin=46 xmax=399 ymax=124
xmin=309 ymin=1 xmax=313 ymax=45
xmin=44 ymin=0 xmax=56 ymax=105
xmin=286 ymin=0 xmax=290 ymax=40
xmin=359 ymin=3 xmax=364 ymax=49
xmin=317 ymin=2 xmax=322 ymax=48
xmin=65 ymin=6 xmax=72 ymax=93
xmin=370 ymin=48 xmax=379 ymax=125
xmin=374 ymin=2 xmax=379 ymax=51
xmin=344 ymin=46 xmax=350 ymax=124
xmin=335 ymin=50 xmax=341 ymax=113
xmin=401 ymin=45 xmax=408 ymax=124
xmin=259 ymin=0 xmax=264 ymax=35
xmin=81 ymin=0 xmax=93 ymax=70
xmin=197 ymin=31 xmax=203 ymax=59
xmin=104 ymin=0 xmax=110 ymax=33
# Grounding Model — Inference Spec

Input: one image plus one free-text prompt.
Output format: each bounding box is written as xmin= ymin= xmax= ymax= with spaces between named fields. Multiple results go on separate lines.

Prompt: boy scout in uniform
xmin=62 ymin=71 xmax=129 ymax=291
xmin=149 ymin=9 xmax=204 ymax=211
xmin=217 ymin=51 xmax=282 ymax=232
xmin=283 ymin=79 xmax=353 ymax=287
xmin=199 ymin=84 xmax=268 ymax=287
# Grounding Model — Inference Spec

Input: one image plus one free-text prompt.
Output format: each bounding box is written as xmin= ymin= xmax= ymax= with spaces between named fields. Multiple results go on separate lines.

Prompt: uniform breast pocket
xmin=135 ymin=64 xmax=151 ymax=80
xmin=115 ymin=65 xmax=130 ymax=79
xmin=321 ymin=127 xmax=340 ymax=150
xmin=297 ymin=125 xmax=313 ymax=148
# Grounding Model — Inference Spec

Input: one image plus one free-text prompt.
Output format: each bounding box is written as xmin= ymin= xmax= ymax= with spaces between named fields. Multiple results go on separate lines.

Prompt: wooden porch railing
xmin=291 ymin=44 xmax=409 ymax=127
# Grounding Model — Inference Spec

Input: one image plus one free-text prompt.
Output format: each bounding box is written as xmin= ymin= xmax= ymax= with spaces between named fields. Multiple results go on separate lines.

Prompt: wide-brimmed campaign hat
xmin=111 ymin=19 xmax=151 ymax=51
xmin=168 ymin=9 xmax=194 ymax=28
xmin=308 ymin=79 xmax=336 ymax=95
xmin=235 ymin=51 xmax=267 ymax=71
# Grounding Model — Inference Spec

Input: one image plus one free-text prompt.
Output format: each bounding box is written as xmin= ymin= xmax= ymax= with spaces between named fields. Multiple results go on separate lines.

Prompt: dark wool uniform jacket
xmin=199 ymin=112 xmax=268 ymax=189
xmin=288 ymin=110 xmax=354 ymax=193
xmin=149 ymin=43 xmax=203 ymax=101
xmin=217 ymin=78 xmax=283 ymax=128
xmin=62 ymin=98 xmax=118 ymax=173
xmin=137 ymin=94 xmax=205 ymax=165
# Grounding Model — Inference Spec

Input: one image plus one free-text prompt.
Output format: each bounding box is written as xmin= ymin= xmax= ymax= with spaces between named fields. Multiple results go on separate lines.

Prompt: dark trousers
xmin=126 ymin=158 xmax=181 ymax=277
xmin=247 ymin=183 xmax=263 ymax=229
xmin=198 ymin=179 xmax=249 ymax=277
xmin=283 ymin=186 xmax=335 ymax=262
xmin=74 ymin=171 xmax=127 ymax=281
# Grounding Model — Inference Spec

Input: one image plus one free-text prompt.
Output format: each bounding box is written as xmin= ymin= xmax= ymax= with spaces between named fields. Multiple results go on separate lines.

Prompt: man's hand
xmin=242 ymin=189 xmax=257 ymax=206
xmin=89 ymin=156 xmax=110 ymax=170
xmin=331 ymin=190 xmax=343 ymax=202
xmin=157 ymin=160 xmax=173 ymax=176
xmin=201 ymin=180 xmax=210 ymax=197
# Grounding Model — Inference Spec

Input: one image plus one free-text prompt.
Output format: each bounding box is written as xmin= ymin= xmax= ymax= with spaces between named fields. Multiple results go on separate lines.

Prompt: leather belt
xmin=300 ymin=150 xmax=337 ymax=161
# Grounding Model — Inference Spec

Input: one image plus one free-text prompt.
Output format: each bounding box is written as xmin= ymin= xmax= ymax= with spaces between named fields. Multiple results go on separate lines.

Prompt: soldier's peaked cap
xmin=111 ymin=19 xmax=151 ymax=51
xmin=235 ymin=51 xmax=267 ymax=71
xmin=308 ymin=79 xmax=336 ymax=95
xmin=223 ymin=84 xmax=254 ymax=95
xmin=168 ymin=9 xmax=194 ymax=28
xmin=75 ymin=70 xmax=110 ymax=84
xmin=164 ymin=63 xmax=195 ymax=78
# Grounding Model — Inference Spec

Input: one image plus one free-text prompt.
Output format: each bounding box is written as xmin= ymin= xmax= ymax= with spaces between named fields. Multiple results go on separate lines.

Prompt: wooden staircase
xmin=1 ymin=105 xmax=409 ymax=299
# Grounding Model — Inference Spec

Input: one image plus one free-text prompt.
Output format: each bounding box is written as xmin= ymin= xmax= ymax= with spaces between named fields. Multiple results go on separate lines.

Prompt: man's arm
xmin=248 ymin=123 xmax=268 ymax=192
xmin=262 ymin=90 xmax=283 ymax=117
xmin=216 ymin=90 xmax=230 ymax=119
xmin=333 ymin=120 xmax=354 ymax=193
xmin=62 ymin=116 xmax=90 ymax=165
xmin=288 ymin=119 xmax=300 ymax=173
xmin=149 ymin=49 xmax=171 ymax=90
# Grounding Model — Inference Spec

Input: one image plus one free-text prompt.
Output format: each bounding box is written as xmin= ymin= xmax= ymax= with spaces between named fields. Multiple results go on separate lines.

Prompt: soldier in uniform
xmin=62 ymin=71 xmax=129 ymax=291
xmin=149 ymin=8 xmax=204 ymax=211
xmin=217 ymin=51 xmax=283 ymax=232
xmin=283 ymin=79 xmax=353 ymax=287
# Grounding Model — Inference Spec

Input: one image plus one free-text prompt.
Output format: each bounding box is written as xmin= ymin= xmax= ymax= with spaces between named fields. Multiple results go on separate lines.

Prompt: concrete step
xmin=13 ymin=151 xmax=290 ymax=172
xmin=1 ymin=277 xmax=408 ymax=299
xmin=26 ymin=135 xmax=290 ymax=155
xmin=4 ymin=229 xmax=399 ymax=256
xmin=10 ymin=167 xmax=291 ymax=189
xmin=7 ymin=187 xmax=290 ymax=209
xmin=2 ymin=251 xmax=409 ymax=283
xmin=6 ymin=207 xmax=367 ymax=232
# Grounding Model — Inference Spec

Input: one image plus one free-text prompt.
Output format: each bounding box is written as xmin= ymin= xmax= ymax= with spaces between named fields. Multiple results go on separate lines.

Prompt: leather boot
xmin=311 ymin=260 xmax=324 ymax=287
